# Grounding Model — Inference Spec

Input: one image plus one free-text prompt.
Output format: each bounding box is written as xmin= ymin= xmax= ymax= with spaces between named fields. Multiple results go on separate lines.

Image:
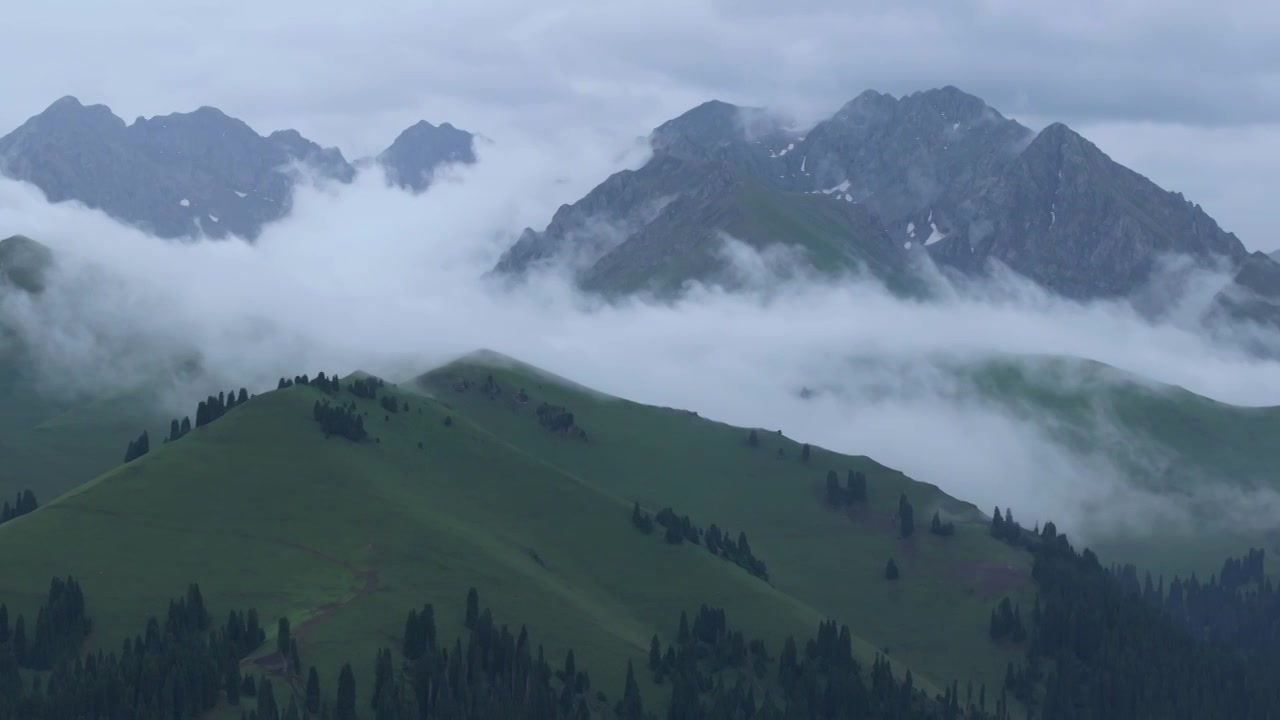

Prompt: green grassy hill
xmin=0 ymin=341 xmax=197 ymax=501
xmin=579 ymin=173 xmax=915 ymax=298
xmin=959 ymin=354 xmax=1280 ymax=575
xmin=0 ymin=354 xmax=1032 ymax=715
xmin=412 ymin=352 xmax=1033 ymax=695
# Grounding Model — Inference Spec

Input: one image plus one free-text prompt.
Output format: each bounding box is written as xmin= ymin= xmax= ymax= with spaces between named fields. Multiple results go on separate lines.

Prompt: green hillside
xmin=412 ymin=351 xmax=1032 ymax=697
xmin=577 ymin=168 xmax=915 ymax=299
xmin=0 ymin=339 xmax=203 ymax=501
xmin=0 ymin=355 xmax=1033 ymax=715
xmin=960 ymin=354 xmax=1280 ymax=575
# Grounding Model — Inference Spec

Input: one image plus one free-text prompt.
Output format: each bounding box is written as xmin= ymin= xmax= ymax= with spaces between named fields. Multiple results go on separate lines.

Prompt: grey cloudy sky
xmin=3 ymin=0 xmax=1277 ymax=248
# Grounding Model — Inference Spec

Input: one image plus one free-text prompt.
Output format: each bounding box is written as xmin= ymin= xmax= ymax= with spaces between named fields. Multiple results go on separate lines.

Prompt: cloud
xmin=3 ymin=122 xmax=1279 ymax=560
xmin=1 ymin=0 xmax=1277 ymax=248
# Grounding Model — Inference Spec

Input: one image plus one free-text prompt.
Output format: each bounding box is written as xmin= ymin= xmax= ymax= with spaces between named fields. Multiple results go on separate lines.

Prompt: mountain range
xmin=495 ymin=86 xmax=1280 ymax=329
xmin=2 ymin=87 xmax=1277 ymax=327
xmin=0 ymin=96 xmax=476 ymax=239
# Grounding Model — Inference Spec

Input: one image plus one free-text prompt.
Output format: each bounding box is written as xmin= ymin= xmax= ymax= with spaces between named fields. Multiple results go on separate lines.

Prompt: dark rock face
xmin=377 ymin=120 xmax=476 ymax=193
xmin=0 ymin=96 xmax=355 ymax=240
xmin=0 ymin=235 xmax=54 ymax=294
xmin=492 ymin=148 xmax=904 ymax=297
xmin=494 ymin=153 xmax=732 ymax=277
xmin=1207 ymin=251 xmax=1280 ymax=331
xmin=929 ymin=122 xmax=1248 ymax=298
xmin=495 ymin=85 xmax=1259 ymax=310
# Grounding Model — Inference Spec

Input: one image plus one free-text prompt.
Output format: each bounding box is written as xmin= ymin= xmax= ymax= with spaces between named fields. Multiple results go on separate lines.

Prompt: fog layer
xmin=2 ymin=129 xmax=1278 ymax=551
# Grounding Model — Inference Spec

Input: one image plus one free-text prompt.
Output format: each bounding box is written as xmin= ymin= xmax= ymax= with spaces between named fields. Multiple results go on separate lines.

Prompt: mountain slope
xmin=0 ymin=97 xmax=354 ymax=239
xmin=0 ymin=235 xmax=180 ymax=499
xmin=497 ymin=86 xmax=1262 ymax=314
xmin=412 ymin=351 xmax=1032 ymax=697
xmin=955 ymin=354 xmax=1280 ymax=574
xmin=0 ymin=376 xmax=844 ymax=706
xmin=1206 ymin=250 xmax=1280 ymax=331
xmin=928 ymin=122 xmax=1248 ymax=298
xmin=0 ymin=355 xmax=1033 ymax=713
xmin=494 ymin=153 xmax=910 ymax=296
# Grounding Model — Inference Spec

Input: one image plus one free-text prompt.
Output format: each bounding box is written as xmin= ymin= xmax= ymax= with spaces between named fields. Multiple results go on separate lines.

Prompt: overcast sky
xmin=2 ymin=0 xmax=1277 ymax=249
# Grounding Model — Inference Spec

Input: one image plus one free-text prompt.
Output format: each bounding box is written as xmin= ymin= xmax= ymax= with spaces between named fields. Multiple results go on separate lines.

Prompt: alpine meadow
xmin=2 ymin=2 xmax=1280 ymax=719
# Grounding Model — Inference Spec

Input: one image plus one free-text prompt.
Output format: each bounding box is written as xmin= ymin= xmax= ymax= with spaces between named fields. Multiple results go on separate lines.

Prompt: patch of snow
xmin=927 ymin=209 xmax=933 ymax=222
xmin=777 ymin=142 xmax=795 ymax=157
xmin=953 ymin=122 xmax=959 ymax=130
xmin=179 ymin=198 xmax=190 ymax=207
xmin=800 ymin=155 xmax=807 ymax=173
xmin=843 ymin=194 xmax=853 ymax=202
xmin=1050 ymin=206 xmax=1056 ymax=226
xmin=234 ymin=191 xmax=247 ymax=198
xmin=925 ymin=223 xmax=946 ymax=246
xmin=821 ymin=180 xmax=851 ymax=195
xmin=208 ymin=214 xmax=219 ymax=222
xmin=907 ymin=222 xmax=916 ymax=238
xmin=904 ymin=241 xmax=913 ymax=249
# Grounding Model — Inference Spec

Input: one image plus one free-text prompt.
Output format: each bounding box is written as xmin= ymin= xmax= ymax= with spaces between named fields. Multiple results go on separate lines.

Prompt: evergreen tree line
xmin=996 ymin=524 xmax=1280 ymax=719
xmin=0 ymin=489 xmax=37 ymax=525
xmin=313 ymin=400 xmax=369 ymax=442
xmin=0 ymin=576 xmax=90 ymax=671
xmin=928 ymin=512 xmax=955 ymax=537
xmin=535 ymin=403 xmax=577 ymax=434
xmin=380 ymin=395 xmax=401 ymax=414
xmin=279 ymin=373 xmax=342 ymax=394
xmin=123 ymin=430 xmax=151 ymax=463
xmin=348 ymin=376 xmax=384 ymax=400
xmin=987 ymin=598 xmax=1026 ymax=644
xmin=824 ymin=469 xmax=869 ymax=507
xmin=651 ymin=602 xmax=1008 ymax=720
xmin=324 ymin=586 xmax=610 ymax=720
xmin=0 ymin=580 xmax=266 ymax=720
xmin=988 ymin=507 xmax=1025 ymax=545
xmin=631 ymin=503 xmax=769 ymax=581
xmin=130 ymin=384 xmax=256 ymax=462
xmin=1110 ymin=547 xmax=1280 ymax=661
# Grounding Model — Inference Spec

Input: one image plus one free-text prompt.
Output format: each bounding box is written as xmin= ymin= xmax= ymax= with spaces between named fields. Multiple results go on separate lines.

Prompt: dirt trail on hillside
xmin=249 ymin=539 xmax=379 ymax=690
xmin=269 ymin=538 xmax=380 ymax=642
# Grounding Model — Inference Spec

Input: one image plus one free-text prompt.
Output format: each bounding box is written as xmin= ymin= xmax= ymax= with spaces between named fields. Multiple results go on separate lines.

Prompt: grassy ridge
xmin=414 ymin=351 xmax=1033 ymax=701
xmin=0 ymin=373 xmax=947 ymax=711
xmin=962 ymin=354 xmax=1280 ymax=575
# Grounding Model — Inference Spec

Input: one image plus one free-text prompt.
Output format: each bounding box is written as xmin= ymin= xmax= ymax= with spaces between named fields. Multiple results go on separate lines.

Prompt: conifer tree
xmin=335 ymin=662 xmax=356 ymax=720
xmin=277 ymin=617 xmax=291 ymax=661
xmin=801 ymin=443 xmax=811 ymax=463
xmin=885 ymin=558 xmax=900 ymax=580
xmin=618 ymin=659 xmax=644 ymax=719
xmin=825 ymin=470 xmax=842 ymax=505
xmin=898 ymin=494 xmax=915 ymax=537
xmin=747 ymin=429 xmax=759 ymax=447
xmin=465 ymin=587 xmax=479 ymax=629
xmin=306 ymin=666 xmax=321 ymax=714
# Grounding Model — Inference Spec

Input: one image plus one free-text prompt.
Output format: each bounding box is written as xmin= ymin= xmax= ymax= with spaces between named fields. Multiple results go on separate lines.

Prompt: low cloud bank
xmin=1 ymin=129 xmax=1278 ymax=549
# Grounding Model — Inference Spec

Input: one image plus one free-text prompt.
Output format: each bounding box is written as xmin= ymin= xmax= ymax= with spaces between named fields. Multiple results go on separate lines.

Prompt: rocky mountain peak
xmin=10 ymin=96 xmax=125 ymax=138
xmin=0 ymin=97 xmax=357 ymax=239
xmin=376 ymin=119 xmax=475 ymax=193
